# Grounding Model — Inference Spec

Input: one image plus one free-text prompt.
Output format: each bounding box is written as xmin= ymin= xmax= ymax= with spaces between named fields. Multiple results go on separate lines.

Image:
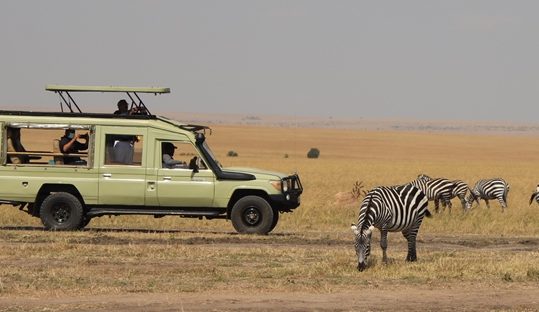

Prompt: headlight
xmin=282 ymin=180 xmax=289 ymax=192
xmin=270 ymin=181 xmax=282 ymax=192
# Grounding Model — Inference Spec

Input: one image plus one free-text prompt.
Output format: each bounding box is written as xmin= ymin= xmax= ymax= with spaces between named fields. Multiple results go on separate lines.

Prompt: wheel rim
xmin=51 ymin=203 xmax=71 ymax=224
xmin=243 ymin=206 xmax=261 ymax=226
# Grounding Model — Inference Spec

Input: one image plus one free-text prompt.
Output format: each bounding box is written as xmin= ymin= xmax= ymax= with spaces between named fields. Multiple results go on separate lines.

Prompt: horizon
xmin=1 ymin=1 xmax=538 ymax=123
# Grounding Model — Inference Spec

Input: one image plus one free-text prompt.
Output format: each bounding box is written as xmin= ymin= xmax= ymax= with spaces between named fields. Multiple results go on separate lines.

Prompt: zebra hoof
xmin=406 ymin=255 xmax=417 ymax=262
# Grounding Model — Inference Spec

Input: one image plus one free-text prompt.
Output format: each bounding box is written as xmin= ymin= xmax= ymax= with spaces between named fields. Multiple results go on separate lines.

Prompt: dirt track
xmin=4 ymin=286 xmax=539 ymax=312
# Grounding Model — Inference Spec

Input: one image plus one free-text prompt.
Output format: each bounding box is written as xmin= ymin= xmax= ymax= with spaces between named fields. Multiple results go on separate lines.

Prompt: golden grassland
xmin=1 ymin=125 xmax=539 ymax=300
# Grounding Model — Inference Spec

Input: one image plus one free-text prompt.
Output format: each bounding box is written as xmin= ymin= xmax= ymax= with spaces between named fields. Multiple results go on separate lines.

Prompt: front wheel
xmin=40 ymin=192 xmax=84 ymax=231
xmin=231 ymin=196 xmax=274 ymax=235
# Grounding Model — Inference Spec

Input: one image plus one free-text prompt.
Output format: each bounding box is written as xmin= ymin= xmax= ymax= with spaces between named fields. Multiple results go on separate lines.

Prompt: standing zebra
xmin=410 ymin=174 xmax=455 ymax=213
xmin=351 ymin=184 xmax=430 ymax=271
xmin=465 ymin=178 xmax=510 ymax=211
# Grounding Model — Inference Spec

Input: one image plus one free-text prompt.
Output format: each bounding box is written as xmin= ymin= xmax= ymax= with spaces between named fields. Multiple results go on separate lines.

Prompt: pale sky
xmin=1 ymin=1 xmax=538 ymax=122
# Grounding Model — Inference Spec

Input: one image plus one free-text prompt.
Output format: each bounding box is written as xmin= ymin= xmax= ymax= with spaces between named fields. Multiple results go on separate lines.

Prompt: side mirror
xmin=189 ymin=156 xmax=199 ymax=173
xmin=195 ymin=133 xmax=205 ymax=144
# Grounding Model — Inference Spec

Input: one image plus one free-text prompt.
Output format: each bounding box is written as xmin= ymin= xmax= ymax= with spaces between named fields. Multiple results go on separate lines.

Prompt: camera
xmin=80 ymin=133 xmax=89 ymax=139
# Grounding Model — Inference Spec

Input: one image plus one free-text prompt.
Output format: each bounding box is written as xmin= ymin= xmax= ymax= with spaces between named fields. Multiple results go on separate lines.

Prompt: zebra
xmin=351 ymin=184 xmax=430 ymax=271
xmin=409 ymin=174 xmax=455 ymax=213
xmin=450 ymin=180 xmax=469 ymax=211
xmin=465 ymin=178 xmax=510 ymax=211
xmin=528 ymin=184 xmax=539 ymax=206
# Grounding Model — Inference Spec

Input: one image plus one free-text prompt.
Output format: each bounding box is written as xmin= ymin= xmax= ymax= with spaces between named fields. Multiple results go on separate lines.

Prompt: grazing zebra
xmin=465 ymin=178 xmax=510 ymax=211
xmin=450 ymin=180 xmax=469 ymax=211
xmin=351 ymin=184 xmax=430 ymax=271
xmin=409 ymin=174 xmax=455 ymax=213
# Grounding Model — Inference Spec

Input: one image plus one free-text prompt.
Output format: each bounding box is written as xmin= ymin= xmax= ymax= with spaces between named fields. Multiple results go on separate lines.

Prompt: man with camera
xmin=60 ymin=129 xmax=89 ymax=165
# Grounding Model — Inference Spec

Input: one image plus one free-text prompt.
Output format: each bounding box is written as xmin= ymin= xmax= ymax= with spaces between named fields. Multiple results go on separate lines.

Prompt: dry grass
xmin=1 ymin=125 xmax=539 ymax=298
xmin=0 ymin=229 xmax=538 ymax=297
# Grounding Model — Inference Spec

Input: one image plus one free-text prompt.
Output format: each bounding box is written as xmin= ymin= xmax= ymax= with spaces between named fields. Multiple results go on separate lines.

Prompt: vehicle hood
xmin=223 ymin=167 xmax=287 ymax=180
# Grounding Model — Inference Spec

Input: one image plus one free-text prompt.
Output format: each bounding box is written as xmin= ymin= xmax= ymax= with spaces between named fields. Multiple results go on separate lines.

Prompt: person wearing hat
xmin=162 ymin=142 xmax=187 ymax=169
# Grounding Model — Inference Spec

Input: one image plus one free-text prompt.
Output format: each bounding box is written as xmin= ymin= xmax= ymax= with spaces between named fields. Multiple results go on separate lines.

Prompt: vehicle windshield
xmin=202 ymin=141 xmax=222 ymax=168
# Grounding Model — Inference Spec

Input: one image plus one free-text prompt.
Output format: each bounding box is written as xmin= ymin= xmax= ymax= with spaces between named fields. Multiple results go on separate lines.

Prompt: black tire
xmin=231 ymin=196 xmax=274 ymax=235
xmin=269 ymin=209 xmax=280 ymax=232
xmin=39 ymin=192 xmax=84 ymax=231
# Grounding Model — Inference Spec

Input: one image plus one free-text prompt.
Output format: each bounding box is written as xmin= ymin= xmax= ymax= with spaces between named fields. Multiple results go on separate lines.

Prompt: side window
xmin=4 ymin=126 xmax=92 ymax=167
xmin=105 ymin=134 xmax=144 ymax=166
xmin=160 ymin=140 xmax=206 ymax=170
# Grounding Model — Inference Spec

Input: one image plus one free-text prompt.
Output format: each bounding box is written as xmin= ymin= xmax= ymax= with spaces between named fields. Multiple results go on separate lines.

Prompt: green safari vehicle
xmin=0 ymin=85 xmax=302 ymax=234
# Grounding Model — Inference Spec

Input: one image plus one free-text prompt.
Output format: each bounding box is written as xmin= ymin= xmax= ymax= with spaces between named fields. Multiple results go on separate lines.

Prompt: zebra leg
xmin=485 ymin=199 xmax=490 ymax=209
xmin=434 ymin=198 xmax=440 ymax=213
xmin=459 ymin=195 xmax=466 ymax=211
xmin=380 ymin=230 xmax=388 ymax=264
xmin=445 ymin=198 xmax=452 ymax=214
xmin=402 ymin=231 xmax=417 ymax=262
xmin=498 ymin=196 xmax=507 ymax=211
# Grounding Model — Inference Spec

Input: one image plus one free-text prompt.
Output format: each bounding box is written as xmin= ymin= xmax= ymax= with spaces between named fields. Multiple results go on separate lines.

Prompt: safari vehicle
xmin=0 ymin=85 xmax=302 ymax=234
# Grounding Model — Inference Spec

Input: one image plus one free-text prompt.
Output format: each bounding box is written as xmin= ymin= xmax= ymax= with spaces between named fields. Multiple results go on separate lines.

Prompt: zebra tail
xmin=424 ymin=209 xmax=433 ymax=218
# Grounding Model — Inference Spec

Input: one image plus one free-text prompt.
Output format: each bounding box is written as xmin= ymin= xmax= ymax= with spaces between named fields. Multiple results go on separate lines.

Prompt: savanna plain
xmin=1 ymin=123 xmax=539 ymax=311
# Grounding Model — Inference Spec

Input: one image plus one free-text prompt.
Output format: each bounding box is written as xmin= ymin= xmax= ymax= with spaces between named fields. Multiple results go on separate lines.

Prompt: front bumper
xmin=271 ymin=173 xmax=303 ymax=212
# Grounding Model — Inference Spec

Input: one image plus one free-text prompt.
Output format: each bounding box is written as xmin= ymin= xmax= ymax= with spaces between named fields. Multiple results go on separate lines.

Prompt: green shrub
xmin=227 ymin=150 xmax=238 ymax=157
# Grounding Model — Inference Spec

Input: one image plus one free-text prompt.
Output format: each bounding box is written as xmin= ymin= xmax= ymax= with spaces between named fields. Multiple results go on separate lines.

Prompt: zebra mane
xmin=359 ymin=190 xmax=376 ymax=233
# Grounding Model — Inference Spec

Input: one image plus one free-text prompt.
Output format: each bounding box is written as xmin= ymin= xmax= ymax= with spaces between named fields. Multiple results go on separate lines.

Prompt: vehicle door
xmin=97 ymin=126 xmax=148 ymax=205
xmin=154 ymin=136 xmax=215 ymax=207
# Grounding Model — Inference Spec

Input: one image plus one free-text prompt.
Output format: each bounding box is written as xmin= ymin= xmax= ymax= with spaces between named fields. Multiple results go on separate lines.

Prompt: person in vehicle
xmin=114 ymin=99 xmax=130 ymax=115
xmin=162 ymin=142 xmax=187 ymax=169
xmin=60 ymin=129 xmax=88 ymax=165
xmin=112 ymin=135 xmax=136 ymax=164
xmin=6 ymin=127 xmax=30 ymax=164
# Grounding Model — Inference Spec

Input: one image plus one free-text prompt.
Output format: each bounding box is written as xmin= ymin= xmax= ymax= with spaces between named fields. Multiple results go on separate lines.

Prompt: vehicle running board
xmin=86 ymin=207 xmax=225 ymax=218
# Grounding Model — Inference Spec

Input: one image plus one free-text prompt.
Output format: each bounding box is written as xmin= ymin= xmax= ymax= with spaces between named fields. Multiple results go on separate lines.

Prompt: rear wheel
xmin=40 ymin=192 xmax=84 ymax=230
xmin=231 ymin=196 xmax=274 ymax=235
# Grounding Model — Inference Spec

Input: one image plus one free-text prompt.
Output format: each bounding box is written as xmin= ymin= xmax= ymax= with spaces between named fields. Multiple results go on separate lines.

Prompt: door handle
xmin=163 ymin=176 xmax=172 ymax=181
xmin=102 ymin=173 xmax=112 ymax=178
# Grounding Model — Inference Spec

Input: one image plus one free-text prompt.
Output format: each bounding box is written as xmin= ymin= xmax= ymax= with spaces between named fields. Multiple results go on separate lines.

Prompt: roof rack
xmin=179 ymin=124 xmax=212 ymax=134
xmin=45 ymin=84 xmax=170 ymax=115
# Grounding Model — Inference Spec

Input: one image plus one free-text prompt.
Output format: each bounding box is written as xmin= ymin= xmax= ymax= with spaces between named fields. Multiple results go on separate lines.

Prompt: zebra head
xmin=351 ymin=224 xmax=374 ymax=271
xmin=464 ymin=188 xmax=480 ymax=210
xmin=417 ymin=174 xmax=432 ymax=182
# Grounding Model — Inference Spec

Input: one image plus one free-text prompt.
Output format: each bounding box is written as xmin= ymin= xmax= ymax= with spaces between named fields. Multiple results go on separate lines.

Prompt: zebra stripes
xmin=409 ymin=174 xmax=455 ymax=213
xmin=529 ymin=192 xmax=539 ymax=206
xmin=351 ymin=184 xmax=430 ymax=271
xmin=529 ymin=186 xmax=539 ymax=206
xmin=466 ymin=178 xmax=510 ymax=211
xmin=450 ymin=180 xmax=469 ymax=211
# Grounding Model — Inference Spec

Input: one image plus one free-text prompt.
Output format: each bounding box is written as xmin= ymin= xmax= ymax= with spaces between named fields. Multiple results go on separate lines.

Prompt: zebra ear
xmin=365 ymin=225 xmax=374 ymax=236
xmin=350 ymin=225 xmax=360 ymax=235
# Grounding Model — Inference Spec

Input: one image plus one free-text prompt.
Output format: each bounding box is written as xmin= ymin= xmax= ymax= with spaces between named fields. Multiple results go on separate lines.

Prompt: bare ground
xmin=2 ymin=285 xmax=539 ymax=312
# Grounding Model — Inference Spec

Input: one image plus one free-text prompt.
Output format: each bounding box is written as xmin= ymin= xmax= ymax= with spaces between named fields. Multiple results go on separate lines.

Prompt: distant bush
xmin=307 ymin=148 xmax=320 ymax=159
xmin=284 ymin=154 xmax=289 ymax=159
xmin=227 ymin=150 xmax=239 ymax=157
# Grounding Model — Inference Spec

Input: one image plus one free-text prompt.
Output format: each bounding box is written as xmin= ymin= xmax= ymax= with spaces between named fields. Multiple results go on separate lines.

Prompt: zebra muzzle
xmin=357 ymin=262 xmax=366 ymax=272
